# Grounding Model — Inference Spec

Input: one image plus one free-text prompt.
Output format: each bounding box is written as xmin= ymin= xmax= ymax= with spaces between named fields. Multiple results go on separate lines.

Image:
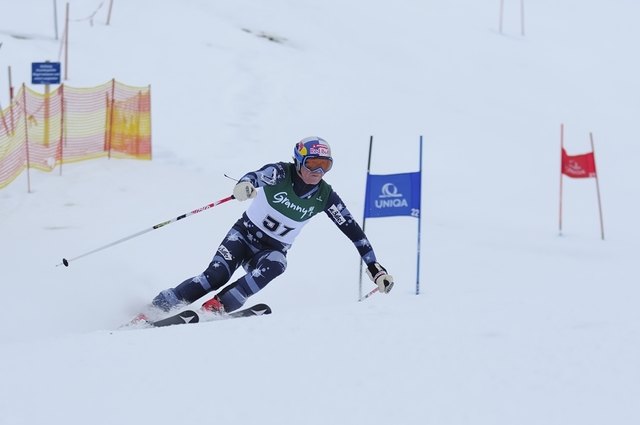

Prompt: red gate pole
xmin=590 ymin=133 xmax=605 ymax=240
xmin=558 ymin=123 xmax=564 ymax=236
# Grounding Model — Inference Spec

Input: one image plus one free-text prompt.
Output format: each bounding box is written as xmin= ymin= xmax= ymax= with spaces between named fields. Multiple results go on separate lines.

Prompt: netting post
xmin=107 ymin=78 xmax=116 ymax=158
xmin=64 ymin=3 xmax=69 ymax=81
xmin=103 ymin=92 xmax=109 ymax=153
xmin=8 ymin=66 xmax=15 ymax=135
xmin=106 ymin=0 xmax=114 ymax=25
xmin=148 ymin=84 xmax=152 ymax=159
xmin=58 ymin=84 xmax=65 ymax=175
xmin=137 ymin=90 xmax=142 ymax=156
xmin=21 ymin=84 xmax=32 ymax=193
xmin=44 ymin=83 xmax=51 ymax=148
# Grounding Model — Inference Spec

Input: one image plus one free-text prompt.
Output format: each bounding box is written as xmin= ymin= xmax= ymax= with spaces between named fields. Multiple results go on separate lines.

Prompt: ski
xmin=149 ymin=303 xmax=272 ymax=328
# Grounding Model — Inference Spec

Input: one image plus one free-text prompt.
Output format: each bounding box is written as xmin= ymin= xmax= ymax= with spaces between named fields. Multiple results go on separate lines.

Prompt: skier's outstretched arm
xmin=324 ymin=190 xmax=394 ymax=293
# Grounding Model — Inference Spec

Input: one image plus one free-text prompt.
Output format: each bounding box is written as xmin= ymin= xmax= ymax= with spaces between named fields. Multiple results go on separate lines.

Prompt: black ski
xmin=150 ymin=303 xmax=272 ymax=328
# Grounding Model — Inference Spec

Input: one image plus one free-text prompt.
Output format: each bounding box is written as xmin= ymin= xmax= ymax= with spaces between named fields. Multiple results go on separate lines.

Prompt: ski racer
xmin=150 ymin=137 xmax=394 ymax=314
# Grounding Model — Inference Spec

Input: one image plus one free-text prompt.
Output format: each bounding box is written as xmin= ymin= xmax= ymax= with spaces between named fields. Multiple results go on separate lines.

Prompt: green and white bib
xmin=245 ymin=167 xmax=332 ymax=244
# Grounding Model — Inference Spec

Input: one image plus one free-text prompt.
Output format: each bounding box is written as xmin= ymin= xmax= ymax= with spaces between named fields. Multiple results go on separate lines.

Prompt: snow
xmin=1 ymin=0 xmax=639 ymax=424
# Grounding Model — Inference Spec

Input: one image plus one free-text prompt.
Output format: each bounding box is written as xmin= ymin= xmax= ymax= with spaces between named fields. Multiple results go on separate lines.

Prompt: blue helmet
xmin=293 ymin=137 xmax=333 ymax=173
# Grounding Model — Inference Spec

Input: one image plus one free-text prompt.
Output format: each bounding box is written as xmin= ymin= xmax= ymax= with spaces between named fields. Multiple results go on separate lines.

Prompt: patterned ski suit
xmin=153 ymin=162 xmax=378 ymax=312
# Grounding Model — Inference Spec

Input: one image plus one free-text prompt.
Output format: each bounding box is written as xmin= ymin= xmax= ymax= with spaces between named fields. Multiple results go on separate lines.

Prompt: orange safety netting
xmin=0 ymin=80 xmax=151 ymax=189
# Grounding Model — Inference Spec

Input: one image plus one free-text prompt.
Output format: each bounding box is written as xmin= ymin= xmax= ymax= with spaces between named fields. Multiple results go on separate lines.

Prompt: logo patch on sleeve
xmin=328 ymin=204 xmax=346 ymax=225
xmin=217 ymin=245 xmax=233 ymax=261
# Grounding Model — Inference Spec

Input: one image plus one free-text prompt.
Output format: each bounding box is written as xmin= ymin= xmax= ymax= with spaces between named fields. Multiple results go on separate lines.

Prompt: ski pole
xmin=57 ymin=195 xmax=235 ymax=267
xmin=359 ymin=287 xmax=379 ymax=301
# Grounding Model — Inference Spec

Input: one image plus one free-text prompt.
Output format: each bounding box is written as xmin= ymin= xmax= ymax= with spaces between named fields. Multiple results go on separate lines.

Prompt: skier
xmin=150 ymin=137 xmax=394 ymax=314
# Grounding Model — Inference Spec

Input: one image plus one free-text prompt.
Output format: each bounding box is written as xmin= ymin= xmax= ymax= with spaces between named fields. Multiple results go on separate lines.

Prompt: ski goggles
xmin=302 ymin=156 xmax=333 ymax=174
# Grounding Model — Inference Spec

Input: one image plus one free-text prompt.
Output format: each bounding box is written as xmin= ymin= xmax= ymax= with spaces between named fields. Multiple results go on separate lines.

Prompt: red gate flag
xmin=558 ymin=125 xmax=605 ymax=239
xmin=561 ymin=148 xmax=596 ymax=178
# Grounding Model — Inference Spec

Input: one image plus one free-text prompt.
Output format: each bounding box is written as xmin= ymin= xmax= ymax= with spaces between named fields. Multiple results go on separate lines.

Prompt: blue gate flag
xmin=364 ymin=171 xmax=421 ymax=218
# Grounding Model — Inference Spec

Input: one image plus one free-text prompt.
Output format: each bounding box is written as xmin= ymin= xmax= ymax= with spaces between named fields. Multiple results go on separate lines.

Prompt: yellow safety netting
xmin=0 ymin=80 xmax=151 ymax=189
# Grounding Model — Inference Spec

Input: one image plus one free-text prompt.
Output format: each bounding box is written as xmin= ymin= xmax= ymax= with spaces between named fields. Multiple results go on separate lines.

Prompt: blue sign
xmin=32 ymin=62 xmax=61 ymax=85
xmin=364 ymin=171 xmax=421 ymax=218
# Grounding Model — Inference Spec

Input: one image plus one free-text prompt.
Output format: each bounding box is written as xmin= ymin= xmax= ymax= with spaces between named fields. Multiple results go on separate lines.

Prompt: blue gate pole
xmin=416 ymin=135 xmax=423 ymax=295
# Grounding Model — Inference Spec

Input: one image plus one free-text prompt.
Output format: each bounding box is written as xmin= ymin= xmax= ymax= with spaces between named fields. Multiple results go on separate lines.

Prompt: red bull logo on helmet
xmin=309 ymin=144 xmax=330 ymax=157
